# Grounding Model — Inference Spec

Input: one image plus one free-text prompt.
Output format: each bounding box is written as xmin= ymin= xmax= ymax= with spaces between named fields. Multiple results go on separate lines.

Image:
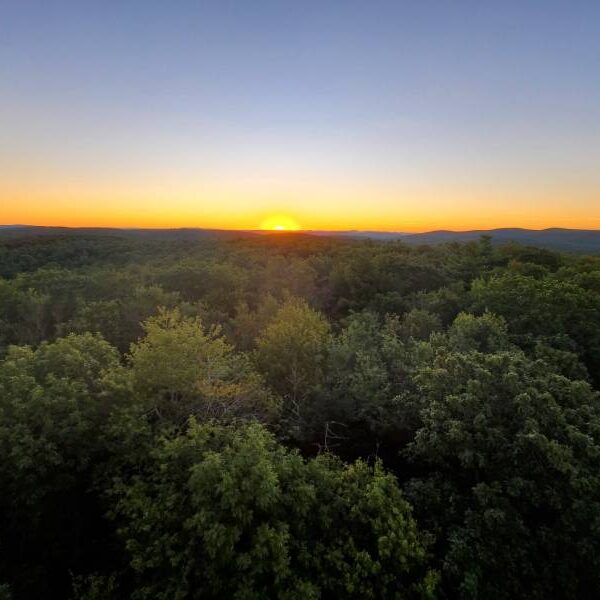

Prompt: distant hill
xmin=0 ymin=226 xmax=258 ymax=241
xmin=399 ymin=228 xmax=600 ymax=253
xmin=302 ymin=230 xmax=412 ymax=240
xmin=318 ymin=227 xmax=600 ymax=252
xmin=1 ymin=225 xmax=599 ymax=253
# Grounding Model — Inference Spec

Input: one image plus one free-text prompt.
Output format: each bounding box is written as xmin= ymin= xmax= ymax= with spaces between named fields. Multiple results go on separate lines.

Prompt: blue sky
xmin=1 ymin=1 xmax=599 ymax=230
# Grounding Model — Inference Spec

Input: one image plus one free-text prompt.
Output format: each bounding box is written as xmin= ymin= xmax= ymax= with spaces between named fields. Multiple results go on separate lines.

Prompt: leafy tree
xmin=230 ymin=293 xmax=281 ymax=350
xmin=154 ymin=259 xmax=248 ymax=317
xmin=257 ymin=255 xmax=319 ymax=303
xmin=13 ymin=267 xmax=88 ymax=337
xmin=255 ymin=299 xmax=331 ymax=436
xmin=0 ymin=333 xmax=121 ymax=597
xmin=329 ymin=245 xmax=446 ymax=316
xmin=64 ymin=285 xmax=181 ymax=352
xmin=471 ymin=272 xmax=600 ymax=383
xmin=71 ymin=573 xmax=118 ymax=600
xmin=129 ymin=308 xmax=277 ymax=424
xmin=397 ymin=308 xmax=442 ymax=341
xmin=499 ymin=242 xmax=562 ymax=272
xmin=320 ymin=312 xmax=396 ymax=454
xmin=403 ymin=347 xmax=600 ymax=598
xmin=445 ymin=311 xmax=510 ymax=353
xmin=0 ymin=280 xmax=47 ymax=352
xmin=1 ymin=232 xmax=600 ymax=599
xmin=111 ymin=421 xmax=436 ymax=599
xmin=409 ymin=282 xmax=468 ymax=327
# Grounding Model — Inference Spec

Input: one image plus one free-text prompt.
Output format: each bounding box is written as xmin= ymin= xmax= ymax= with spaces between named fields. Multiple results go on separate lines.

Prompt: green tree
xmin=230 ymin=293 xmax=281 ymax=351
xmin=0 ymin=280 xmax=47 ymax=351
xmin=403 ymin=347 xmax=600 ymax=598
xmin=111 ymin=421 xmax=436 ymax=599
xmin=129 ymin=308 xmax=277 ymax=424
xmin=471 ymin=272 xmax=600 ymax=383
xmin=64 ymin=284 xmax=181 ymax=352
xmin=397 ymin=308 xmax=442 ymax=341
xmin=321 ymin=312 xmax=395 ymax=455
xmin=445 ymin=311 xmax=510 ymax=353
xmin=0 ymin=333 xmax=122 ymax=597
xmin=255 ymin=299 xmax=331 ymax=436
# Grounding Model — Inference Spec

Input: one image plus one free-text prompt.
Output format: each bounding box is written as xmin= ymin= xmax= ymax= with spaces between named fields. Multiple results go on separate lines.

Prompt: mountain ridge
xmin=1 ymin=225 xmax=599 ymax=252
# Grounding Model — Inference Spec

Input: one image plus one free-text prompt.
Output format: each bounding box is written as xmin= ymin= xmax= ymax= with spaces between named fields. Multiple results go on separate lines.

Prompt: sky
xmin=1 ymin=0 xmax=599 ymax=231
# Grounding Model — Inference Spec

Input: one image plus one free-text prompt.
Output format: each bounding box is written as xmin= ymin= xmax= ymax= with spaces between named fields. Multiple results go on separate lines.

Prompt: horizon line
xmin=2 ymin=224 xmax=600 ymax=234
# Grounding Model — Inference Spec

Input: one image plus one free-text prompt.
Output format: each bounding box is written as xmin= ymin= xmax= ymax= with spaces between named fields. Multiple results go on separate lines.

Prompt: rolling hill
xmin=1 ymin=226 xmax=599 ymax=253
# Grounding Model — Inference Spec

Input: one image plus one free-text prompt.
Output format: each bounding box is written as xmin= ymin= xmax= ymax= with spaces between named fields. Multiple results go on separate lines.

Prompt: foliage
xmin=111 ymin=421 xmax=435 ymax=599
xmin=471 ymin=272 xmax=600 ymax=382
xmin=255 ymin=299 xmax=331 ymax=437
xmin=403 ymin=346 xmax=600 ymax=598
xmin=129 ymin=308 xmax=278 ymax=424
xmin=0 ymin=333 xmax=121 ymax=596
xmin=0 ymin=233 xmax=599 ymax=598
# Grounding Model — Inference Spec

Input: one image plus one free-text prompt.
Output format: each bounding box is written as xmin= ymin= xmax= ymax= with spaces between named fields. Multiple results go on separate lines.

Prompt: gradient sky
xmin=1 ymin=0 xmax=599 ymax=231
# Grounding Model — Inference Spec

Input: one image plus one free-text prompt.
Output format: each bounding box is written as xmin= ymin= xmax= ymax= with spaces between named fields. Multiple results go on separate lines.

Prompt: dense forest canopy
xmin=0 ymin=232 xmax=599 ymax=599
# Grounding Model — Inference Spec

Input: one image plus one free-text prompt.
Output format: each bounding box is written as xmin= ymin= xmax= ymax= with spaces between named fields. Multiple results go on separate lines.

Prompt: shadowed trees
xmin=0 ymin=234 xmax=599 ymax=599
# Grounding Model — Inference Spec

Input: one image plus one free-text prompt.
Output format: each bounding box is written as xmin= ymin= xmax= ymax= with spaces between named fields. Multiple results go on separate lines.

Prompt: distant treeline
xmin=0 ymin=233 xmax=599 ymax=599
xmin=2 ymin=224 xmax=600 ymax=253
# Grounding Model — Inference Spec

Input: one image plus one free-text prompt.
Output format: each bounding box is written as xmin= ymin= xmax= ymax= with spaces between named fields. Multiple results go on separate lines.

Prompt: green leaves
xmin=0 ymin=333 xmax=123 ymax=596
xmin=113 ymin=421 xmax=433 ymax=599
xmin=471 ymin=272 xmax=600 ymax=383
xmin=129 ymin=308 xmax=278 ymax=424
xmin=255 ymin=299 xmax=331 ymax=438
xmin=0 ymin=333 xmax=120 ymax=502
xmin=403 ymin=345 xmax=600 ymax=598
xmin=1 ymin=235 xmax=600 ymax=598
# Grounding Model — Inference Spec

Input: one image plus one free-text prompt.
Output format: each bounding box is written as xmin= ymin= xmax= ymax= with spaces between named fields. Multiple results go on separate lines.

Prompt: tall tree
xmin=403 ymin=346 xmax=600 ymax=598
xmin=129 ymin=308 xmax=277 ymax=424
xmin=255 ymin=299 xmax=331 ymax=437
xmin=111 ymin=421 xmax=436 ymax=599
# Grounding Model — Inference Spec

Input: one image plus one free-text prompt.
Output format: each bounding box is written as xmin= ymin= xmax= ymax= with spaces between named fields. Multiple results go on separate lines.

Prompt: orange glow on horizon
xmin=2 ymin=209 xmax=599 ymax=233
xmin=260 ymin=215 xmax=301 ymax=231
xmin=2 ymin=179 xmax=599 ymax=233
xmin=2 ymin=3 xmax=600 ymax=238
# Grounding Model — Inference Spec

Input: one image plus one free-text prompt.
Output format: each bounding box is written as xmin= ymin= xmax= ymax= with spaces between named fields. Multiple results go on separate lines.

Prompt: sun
xmin=260 ymin=215 xmax=301 ymax=232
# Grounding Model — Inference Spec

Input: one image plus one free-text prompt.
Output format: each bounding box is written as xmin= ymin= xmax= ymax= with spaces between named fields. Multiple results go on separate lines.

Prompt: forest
xmin=0 ymin=232 xmax=599 ymax=599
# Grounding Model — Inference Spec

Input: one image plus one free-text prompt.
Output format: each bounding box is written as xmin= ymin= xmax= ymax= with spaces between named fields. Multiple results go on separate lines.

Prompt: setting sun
xmin=260 ymin=215 xmax=301 ymax=232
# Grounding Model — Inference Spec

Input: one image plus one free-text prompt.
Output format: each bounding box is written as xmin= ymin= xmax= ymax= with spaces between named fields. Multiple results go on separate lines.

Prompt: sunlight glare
xmin=260 ymin=215 xmax=301 ymax=231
